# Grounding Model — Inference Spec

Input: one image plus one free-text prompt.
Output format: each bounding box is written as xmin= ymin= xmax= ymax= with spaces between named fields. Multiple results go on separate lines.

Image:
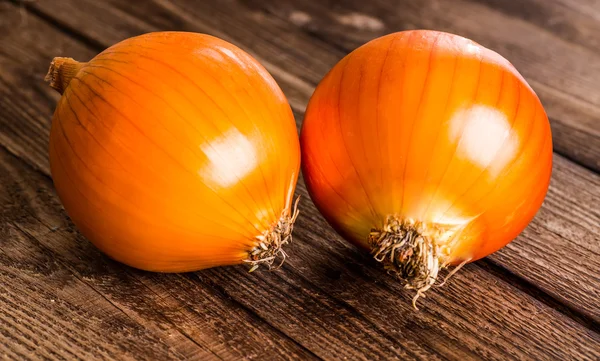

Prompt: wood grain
xmin=0 ymin=0 xmax=599 ymax=360
xmin=246 ymin=0 xmax=600 ymax=173
xmin=468 ymin=0 xmax=600 ymax=52
xmin=2 ymin=129 xmax=599 ymax=361
xmin=0 ymin=146 xmax=325 ymax=361
xmin=3 ymin=144 xmax=599 ymax=360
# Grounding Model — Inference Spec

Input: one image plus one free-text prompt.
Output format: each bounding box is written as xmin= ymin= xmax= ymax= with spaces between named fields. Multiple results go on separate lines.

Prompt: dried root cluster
xmin=245 ymin=198 xmax=300 ymax=272
xmin=369 ymin=216 xmax=468 ymax=309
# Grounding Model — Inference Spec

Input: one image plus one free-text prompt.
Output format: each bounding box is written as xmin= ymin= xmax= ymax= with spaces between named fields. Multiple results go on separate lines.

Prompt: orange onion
xmin=300 ymin=30 xmax=552 ymax=305
xmin=45 ymin=32 xmax=300 ymax=272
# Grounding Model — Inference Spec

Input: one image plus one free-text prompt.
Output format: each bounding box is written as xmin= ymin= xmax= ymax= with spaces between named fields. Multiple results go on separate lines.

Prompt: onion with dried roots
xmin=46 ymin=32 xmax=300 ymax=273
xmin=300 ymin=30 xmax=552 ymax=307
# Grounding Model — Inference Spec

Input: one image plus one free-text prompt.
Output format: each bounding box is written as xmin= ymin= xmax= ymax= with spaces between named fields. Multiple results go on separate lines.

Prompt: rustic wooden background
xmin=1 ymin=0 xmax=599 ymax=360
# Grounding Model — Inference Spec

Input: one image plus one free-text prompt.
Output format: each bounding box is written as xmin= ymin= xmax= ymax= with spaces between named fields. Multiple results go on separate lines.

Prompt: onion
xmin=45 ymin=32 xmax=300 ymax=272
xmin=300 ymin=30 xmax=552 ymax=306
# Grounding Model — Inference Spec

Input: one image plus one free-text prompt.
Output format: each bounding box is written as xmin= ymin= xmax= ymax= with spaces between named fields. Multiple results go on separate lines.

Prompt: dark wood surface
xmin=1 ymin=0 xmax=598 ymax=360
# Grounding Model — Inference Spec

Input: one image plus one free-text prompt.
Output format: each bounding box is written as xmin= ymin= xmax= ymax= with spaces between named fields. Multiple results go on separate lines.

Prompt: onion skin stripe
xmin=389 ymin=32 xmax=413 ymax=214
xmin=100 ymin=45 xmax=291 ymax=219
xmin=313 ymin=56 xmax=371 ymax=220
xmin=96 ymin=49 xmax=285 ymax=224
xmin=66 ymin=86 xmax=252 ymax=239
xmin=400 ymin=33 xmax=442 ymax=215
xmin=468 ymin=91 xmax=540 ymax=214
xmin=466 ymin=132 xmax=551 ymax=255
xmin=311 ymin=74 xmax=367 ymax=222
xmin=63 ymin=90 xmax=126 ymax=173
xmin=74 ymin=73 xmax=263 ymax=237
xmin=431 ymin=69 xmax=513 ymax=222
xmin=375 ymin=35 xmax=398 ymax=215
xmin=84 ymin=63 xmax=270 ymax=231
xmin=423 ymin=53 xmax=484 ymax=219
xmin=420 ymin=49 xmax=459 ymax=205
xmin=337 ymin=53 xmax=379 ymax=223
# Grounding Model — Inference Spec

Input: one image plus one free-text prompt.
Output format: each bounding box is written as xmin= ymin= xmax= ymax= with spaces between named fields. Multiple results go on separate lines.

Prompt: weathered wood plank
xmin=468 ymin=0 xmax=600 ymax=53
xmin=27 ymin=0 xmax=600 ymax=322
xmin=247 ymin=0 xmax=600 ymax=173
xmin=0 ymin=146 xmax=323 ymax=361
xmin=3 ymin=142 xmax=600 ymax=360
xmin=1 ymin=1 xmax=599 ymax=360
xmin=0 ymin=226 xmax=201 ymax=361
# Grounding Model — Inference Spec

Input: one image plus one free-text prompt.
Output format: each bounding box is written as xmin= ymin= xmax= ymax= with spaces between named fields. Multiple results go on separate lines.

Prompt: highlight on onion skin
xmin=45 ymin=32 xmax=301 ymax=273
xmin=300 ymin=30 xmax=553 ymax=307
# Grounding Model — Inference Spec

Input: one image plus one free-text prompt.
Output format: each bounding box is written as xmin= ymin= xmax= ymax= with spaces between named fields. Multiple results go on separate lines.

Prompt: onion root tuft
xmin=369 ymin=216 xmax=461 ymax=310
xmin=245 ymin=197 xmax=300 ymax=272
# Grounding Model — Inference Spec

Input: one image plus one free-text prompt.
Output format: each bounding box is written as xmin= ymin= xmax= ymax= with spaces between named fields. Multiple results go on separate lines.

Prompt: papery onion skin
xmin=301 ymin=30 xmax=552 ymax=293
xmin=46 ymin=32 xmax=300 ymax=272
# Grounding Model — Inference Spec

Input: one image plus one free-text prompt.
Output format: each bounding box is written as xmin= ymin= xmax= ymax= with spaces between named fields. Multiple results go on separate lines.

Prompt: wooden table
xmin=1 ymin=0 xmax=599 ymax=360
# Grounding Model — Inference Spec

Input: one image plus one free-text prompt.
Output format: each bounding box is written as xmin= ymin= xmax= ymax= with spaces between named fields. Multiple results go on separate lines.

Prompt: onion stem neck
xmin=45 ymin=57 xmax=85 ymax=94
xmin=369 ymin=217 xmax=447 ymax=309
xmin=244 ymin=197 xmax=300 ymax=272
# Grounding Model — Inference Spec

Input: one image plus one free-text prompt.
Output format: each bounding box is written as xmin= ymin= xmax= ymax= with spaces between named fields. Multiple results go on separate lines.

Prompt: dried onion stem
xmin=45 ymin=57 xmax=86 ymax=95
